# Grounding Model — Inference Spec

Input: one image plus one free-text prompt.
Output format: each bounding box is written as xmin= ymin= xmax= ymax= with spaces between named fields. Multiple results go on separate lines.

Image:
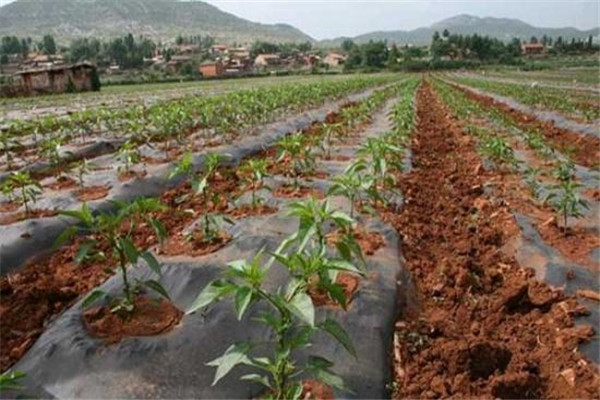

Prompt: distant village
xmin=1 ymin=30 xmax=596 ymax=97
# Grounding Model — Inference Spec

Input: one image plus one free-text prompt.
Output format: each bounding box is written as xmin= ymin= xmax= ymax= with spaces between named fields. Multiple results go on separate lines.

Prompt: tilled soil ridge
xmin=391 ymin=81 xmax=599 ymax=399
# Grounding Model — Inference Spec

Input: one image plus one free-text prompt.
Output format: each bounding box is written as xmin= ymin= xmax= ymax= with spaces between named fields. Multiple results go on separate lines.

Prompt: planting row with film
xmin=0 ymin=76 xmax=398 ymax=235
xmin=0 ymin=78 xmax=418 ymax=398
xmin=439 ymin=75 xmax=600 ymax=169
xmin=0 ymin=75 xmax=396 ymax=178
xmin=432 ymin=79 xmax=599 ymax=355
xmin=0 ymin=75 xmax=348 ymax=122
xmin=462 ymin=68 xmax=600 ymax=90
xmin=447 ymin=74 xmax=600 ymax=123
xmin=434 ymin=78 xmax=599 ymax=238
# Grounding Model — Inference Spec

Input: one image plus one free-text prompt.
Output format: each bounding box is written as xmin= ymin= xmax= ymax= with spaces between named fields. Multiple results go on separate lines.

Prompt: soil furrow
xmin=391 ymin=81 xmax=599 ymax=399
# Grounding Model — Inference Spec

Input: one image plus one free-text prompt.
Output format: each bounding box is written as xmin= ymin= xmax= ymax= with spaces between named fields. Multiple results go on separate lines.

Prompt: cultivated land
xmin=0 ymin=70 xmax=598 ymax=398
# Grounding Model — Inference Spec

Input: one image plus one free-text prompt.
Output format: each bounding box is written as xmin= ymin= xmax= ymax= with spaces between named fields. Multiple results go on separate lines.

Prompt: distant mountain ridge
xmin=0 ymin=1 xmax=597 ymax=47
xmin=0 ymin=0 xmax=314 ymax=44
xmin=320 ymin=14 xmax=600 ymax=47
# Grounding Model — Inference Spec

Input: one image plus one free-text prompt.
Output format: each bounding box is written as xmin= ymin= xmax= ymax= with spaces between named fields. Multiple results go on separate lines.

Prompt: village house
xmin=6 ymin=62 xmax=98 ymax=96
xmin=254 ymin=53 xmax=281 ymax=68
xmin=198 ymin=60 xmax=225 ymax=77
xmin=210 ymin=44 xmax=228 ymax=56
xmin=323 ymin=53 xmax=346 ymax=67
xmin=166 ymin=55 xmax=192 ymax=72
xmin=521 ymin=42 xmax=545 ymax=56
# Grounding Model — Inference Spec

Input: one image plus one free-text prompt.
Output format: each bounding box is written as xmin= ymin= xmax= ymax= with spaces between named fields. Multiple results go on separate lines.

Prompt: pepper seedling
xmin=55 ymin=199 xmax=170 ymax=314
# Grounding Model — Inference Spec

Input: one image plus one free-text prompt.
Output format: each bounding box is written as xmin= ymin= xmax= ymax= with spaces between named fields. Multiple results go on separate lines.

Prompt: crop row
xmin=433 ymin=78 xmax=594 ymax=235
xmin=448 ymin=75 xmax=600 ymax=122
xmin=0 ymin=79 xmax=418 ymax=386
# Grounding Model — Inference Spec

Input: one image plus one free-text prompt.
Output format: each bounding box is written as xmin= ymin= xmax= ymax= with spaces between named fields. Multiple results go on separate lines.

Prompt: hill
xmin=320 ymin=14 xmax=600 ymax=47
xmin=0 ymin=0 xmax=314 ymax=44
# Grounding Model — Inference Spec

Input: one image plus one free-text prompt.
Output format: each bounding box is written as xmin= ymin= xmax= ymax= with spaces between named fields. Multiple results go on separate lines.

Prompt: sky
xmin=0 ymin=0 xmax=597 ymax=40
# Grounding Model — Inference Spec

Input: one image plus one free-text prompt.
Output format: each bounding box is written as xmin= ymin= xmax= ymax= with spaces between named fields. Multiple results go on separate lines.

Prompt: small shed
xmin=323 ymin=53 xmax=346 ymax=67
xmin=12 ymin=62 xmax=98 ymax=96
xmin=521 ymin=43 xmax=545 ymax=55
xmin=254 ymin=54 xmax=281 ymax=67
xmin=199 ymin=60 xmax=225 ymax=77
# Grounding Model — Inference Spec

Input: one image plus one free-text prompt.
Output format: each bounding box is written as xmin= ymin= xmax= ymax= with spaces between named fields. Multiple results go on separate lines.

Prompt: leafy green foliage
xmin=56 ymin=199 xmax=169 ymax=313
xmin=6 ymin=171 xmax=41 ymax=214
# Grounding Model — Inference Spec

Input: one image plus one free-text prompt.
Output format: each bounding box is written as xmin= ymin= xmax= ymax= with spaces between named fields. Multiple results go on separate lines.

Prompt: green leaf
xmin=53 ymin=225 xmax=80 ymax=250
xmin=234 ymin=286 xmax=253 ymax=320
xmin=206 ymin=343 xmax=252 ymax=385
xmin=319 ymin=318 xmax=356 ymax=357
xmin=306 ymin=356 xmax=350 ymax=392
xmin=149 ymin=218 xmax=167 ymax=244
xmin=287 ymin=292 xmax=314 ymax=326
xmin=74 ymin=240 xmax=96 ymax=265
xmin=120 ymin=237 xmax=139 ymax=265
xmin=186 ymin=280 xmax=236 ymax=314
xmin=81 ymin=290 xmax=106 ymax=309
xmin=240 ymin=373 xmax=271 ymax=389
xmin=143 ymin=279 xmax=171 ymax=300
xmin=328 ymin=259 xmax=362 ymax=275
xmin=140 ymin=251 xmax=161 ymax=276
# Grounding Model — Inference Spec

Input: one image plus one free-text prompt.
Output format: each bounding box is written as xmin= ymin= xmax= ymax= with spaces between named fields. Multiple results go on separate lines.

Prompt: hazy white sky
xmin=0 ymin=0 xmax=598 ymax=39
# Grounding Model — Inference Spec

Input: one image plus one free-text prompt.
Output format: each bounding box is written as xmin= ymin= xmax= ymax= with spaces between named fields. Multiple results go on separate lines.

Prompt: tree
xmin=387 ymin=44 xmax=400 ymax=68
xmin=442 ymin=29 xmax=450 ymax=38
xmin=341 ymin=39 xmax=356 ymax=53
xmin=529 ymin=36 xmax=538 ymax=44
xmin=41 ymin=34 xmax=57 ymax=55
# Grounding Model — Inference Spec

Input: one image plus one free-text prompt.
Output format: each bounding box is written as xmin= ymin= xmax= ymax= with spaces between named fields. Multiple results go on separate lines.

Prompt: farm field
xmin=0 ymin=71 xmax=599 ymax=399
xmin=0 ymin=74 xmax=355 ymax=122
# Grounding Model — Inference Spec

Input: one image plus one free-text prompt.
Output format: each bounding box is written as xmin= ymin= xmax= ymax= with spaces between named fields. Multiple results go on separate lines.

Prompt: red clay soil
xmin=0 ymin=209 xmax=57 ymax=225
xmin=390 ymin=82 xmax=599 ymax=399
xmin=309 ymin=273 xmax=360 ymax=308
xmin=83 ymin=296 xmax=182 ymax=344
xmin=228 ymin=204 xmax=278 ymax=219
xmin=0 ymin=201 xmax=20 ymax=212
xmin=75 ymin=185 xmax=111 ymax=202
xmin=45 ymin=176 xmax=78 ymax=191
xmin=450 ymin=81 xmax=600 ymax=169
xmin=326 ymin=227 xmax=385 ymax=256
xmin=441 ymin=86 xmax=600 ymax=272
xmin=117 ymin=169 xmax=148 ymax=182
xmin=273 ymin=185 xmax=324 ymax=199
xmin=301 ymin=380 xmax=334 ymax=400
xmin=157 ymin=231 xmax=232 ymax=257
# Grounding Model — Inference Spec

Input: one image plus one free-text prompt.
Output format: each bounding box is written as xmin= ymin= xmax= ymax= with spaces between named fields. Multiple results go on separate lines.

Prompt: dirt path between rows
xmin=391 ymin=81 xmax=599 ymax=399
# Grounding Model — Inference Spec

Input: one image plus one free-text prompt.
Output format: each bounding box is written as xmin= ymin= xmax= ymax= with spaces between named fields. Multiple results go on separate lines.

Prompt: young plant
xmin=56 ymin=199 xmax=170 ymax=314
xmin=186 ymin=213 xmax=233 ymax=245
xmin=7 ymin=172 xmax=41 ymax=215
xmin=238 ymin=159 xmax=270 ymax=209
xmin=546 ymin=179 xmax=589 ymax=235
xmin=187 ymin=250 xmax=356 ymax=398
xmin=480 ymin=136 xmax=519 ymax=169
xmin=328 ymin=160 xmax=368 ymax=218
xmin=0 ymin=132 xmax=19 ymax=171
xmin=74 ymin=158 xmax=95 ymax=190
xmin=117 ymin=140 xmax=141 ymax=175
xmin=525 ymin=166 xmax=543 ymax=201
xmin=277 ymin=133 xmax=314 ymax=188
xmin=320 ymin=122 xmax=343 ymax=159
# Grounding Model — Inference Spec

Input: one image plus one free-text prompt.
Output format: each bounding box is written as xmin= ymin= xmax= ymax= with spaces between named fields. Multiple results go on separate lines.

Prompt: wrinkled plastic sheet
xmin=5 ymin=98 xmax=411 ymax=399
xmin=0 ymin=90 xmax=375 ymax=274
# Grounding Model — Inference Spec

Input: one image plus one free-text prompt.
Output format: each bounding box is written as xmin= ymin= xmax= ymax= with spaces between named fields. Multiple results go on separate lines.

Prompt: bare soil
xmin=390 ymin=82 xmax=599 ymax=399
xmin=0 ymin=209 xmax=57 ymax=225
xmin=83 ymin=296 xmax=182 ymax=344
xmin=75 ymin=185 xmax=111 ymax=202
xmin=228 ymin=204 xmax=278 ymax=219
